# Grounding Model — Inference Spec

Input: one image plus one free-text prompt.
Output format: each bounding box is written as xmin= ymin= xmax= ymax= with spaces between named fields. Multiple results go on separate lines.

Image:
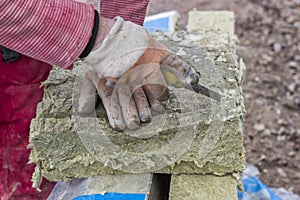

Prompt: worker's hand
xmin=79 ymin=63 xmax=169 ymax=130
xmin=79 ymin=16 xmax=199 ymax=130
xmin=84 ymin=16 xmax=198 ymax=86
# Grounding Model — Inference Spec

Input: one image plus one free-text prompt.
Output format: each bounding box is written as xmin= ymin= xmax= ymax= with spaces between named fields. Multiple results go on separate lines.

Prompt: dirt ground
xmin=149 ymin=0 xmax=300 ymax=194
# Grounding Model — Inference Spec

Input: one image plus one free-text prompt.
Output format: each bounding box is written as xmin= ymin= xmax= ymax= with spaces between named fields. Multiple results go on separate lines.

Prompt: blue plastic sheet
xmin=144 ymin=17 xmax=170 ymax=32
xmin=143 ymin=10 xmax=179 ymax=33
xmin=238 ymin=176 xmax=281 ymax=200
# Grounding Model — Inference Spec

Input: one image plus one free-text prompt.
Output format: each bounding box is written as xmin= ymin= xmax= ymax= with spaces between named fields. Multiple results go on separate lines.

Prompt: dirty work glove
xmin=79 ymin=63 xmax=169 ymax=130
xmin=79 ymin=17 xmax=199 ymax=130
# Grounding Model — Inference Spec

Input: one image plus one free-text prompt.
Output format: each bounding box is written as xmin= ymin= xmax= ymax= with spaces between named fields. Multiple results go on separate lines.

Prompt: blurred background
xmin=148 ymin=0 xmax=300 ymax=195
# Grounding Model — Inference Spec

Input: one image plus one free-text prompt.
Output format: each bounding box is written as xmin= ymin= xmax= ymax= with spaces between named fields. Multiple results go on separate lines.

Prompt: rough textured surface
xmin=187 ymin=11 xmax=235 ymax=37
xmin=169 ymin=174 xmax=238 ymax=200
xmin=85 ymin=174 xmax=152 ymax=195
xmin=29 ymin=30 xmax=245 ymax=183
xmin=149 ymin=1 xmax=300 ymax=193
xmin=187 ymin=10 xmax=234 ymax=36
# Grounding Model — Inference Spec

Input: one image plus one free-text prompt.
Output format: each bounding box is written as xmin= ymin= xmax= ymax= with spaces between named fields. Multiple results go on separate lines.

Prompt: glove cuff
xmin=79 ymin=10 xmax=99 ymax=58
xmin=84 ymin=16 xmax=149 ymax=79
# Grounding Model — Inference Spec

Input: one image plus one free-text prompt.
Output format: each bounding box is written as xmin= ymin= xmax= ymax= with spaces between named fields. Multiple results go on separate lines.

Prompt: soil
xmin=149 ymin=0 xmax=300 ymax=194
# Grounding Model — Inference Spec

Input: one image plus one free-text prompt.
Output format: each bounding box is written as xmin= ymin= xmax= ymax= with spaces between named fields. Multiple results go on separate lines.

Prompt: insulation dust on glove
xmin=80 ymin=17 xmax=199 ymax=130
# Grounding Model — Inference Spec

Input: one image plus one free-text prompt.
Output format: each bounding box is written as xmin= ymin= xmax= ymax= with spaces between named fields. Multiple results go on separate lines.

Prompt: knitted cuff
xmin=80 ymin=10 xmax=99 ymax=58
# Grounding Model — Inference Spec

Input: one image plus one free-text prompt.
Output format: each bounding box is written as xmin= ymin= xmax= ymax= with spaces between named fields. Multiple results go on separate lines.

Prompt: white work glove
xmin=79 ymin=17 xmax=199 ymax=130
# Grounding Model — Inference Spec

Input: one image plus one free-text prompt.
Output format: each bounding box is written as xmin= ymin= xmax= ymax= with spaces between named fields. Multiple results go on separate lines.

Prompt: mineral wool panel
xmin=29 ymin=30 xmax=245 ymax=183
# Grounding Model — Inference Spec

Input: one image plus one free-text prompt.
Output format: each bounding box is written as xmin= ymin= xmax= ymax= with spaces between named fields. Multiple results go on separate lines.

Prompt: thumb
xmin=161 ymin=53 xmax=199 ymax=86
xmin=78 ymin=70 xmax=98 ymax=114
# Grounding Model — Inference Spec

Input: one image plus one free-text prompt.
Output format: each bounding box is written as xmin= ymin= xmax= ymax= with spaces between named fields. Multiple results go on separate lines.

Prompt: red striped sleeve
xmin=0 ymin=0 xmax=94 ymax=68
xmin=100 ymin=0 xmax=149 ymax=25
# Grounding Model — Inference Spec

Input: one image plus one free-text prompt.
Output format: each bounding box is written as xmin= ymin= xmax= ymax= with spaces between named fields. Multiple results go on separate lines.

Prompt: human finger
xmin=143 ymin=65 xmax=169 ymax=101
xmin=143 ymin=85 xmax=165 ymax=113
xmin=118 ymin=86 xmax=140 ymax=130
xmin=97 ymin=78 xmax=126 ymax=130
xmin=133 ymin=87 xmax=151 ymax=123
xmin=78 ymin=71 xmax=98 ymax=114
xmin=160 ymin=53 xmax=199 ymax=86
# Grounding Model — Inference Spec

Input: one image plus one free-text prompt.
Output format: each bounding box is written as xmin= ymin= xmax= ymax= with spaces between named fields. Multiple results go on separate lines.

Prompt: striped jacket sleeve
xmin=0 ymin=0 xmax=94 ymax=68
xmin=100 ymin=0 xmax=149 ymax=26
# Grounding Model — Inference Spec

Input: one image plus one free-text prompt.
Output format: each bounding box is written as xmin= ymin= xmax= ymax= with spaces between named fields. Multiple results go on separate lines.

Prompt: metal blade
xmin=190 ymin=83 xmax=221 ymax=101
xmin=161 ymin=68 xmax=221 ymax=101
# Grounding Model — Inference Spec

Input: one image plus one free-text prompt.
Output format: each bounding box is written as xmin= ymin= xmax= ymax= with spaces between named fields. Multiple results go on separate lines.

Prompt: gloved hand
xmin=79 ymin=16 xmax=199 ymax=130
xmin=79 ymin=62 xmax=169 ymax=130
